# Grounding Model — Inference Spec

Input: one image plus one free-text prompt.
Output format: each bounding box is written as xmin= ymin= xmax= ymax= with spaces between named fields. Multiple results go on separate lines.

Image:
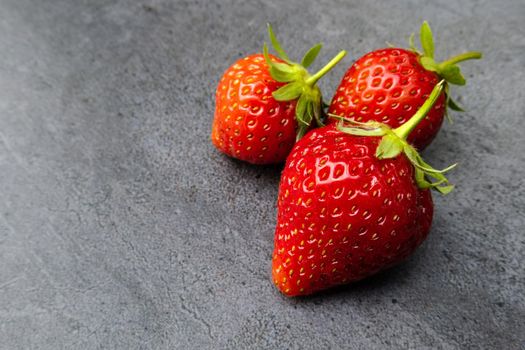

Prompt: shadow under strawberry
xmin=287 ymin=257 xmax=420 ymax=301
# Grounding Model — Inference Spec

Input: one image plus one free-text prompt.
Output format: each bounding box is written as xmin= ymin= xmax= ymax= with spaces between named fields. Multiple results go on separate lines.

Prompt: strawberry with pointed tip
xmin=211 ymin=25 xmax=346 ymax=164
xmin=272 ymin=81 xmax=455 ymax=296
xmin=328 ymin=21 xmax=482 ymax=150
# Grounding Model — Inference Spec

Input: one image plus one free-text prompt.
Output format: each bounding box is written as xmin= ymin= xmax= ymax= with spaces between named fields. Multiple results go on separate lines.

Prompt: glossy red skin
xmin=212 ymin=54 xmax=297 ymax=164
xmin=328 ymin=48 xmax=446 ymax=150
xmin=272 ymin=124 xmax=433 ymax=296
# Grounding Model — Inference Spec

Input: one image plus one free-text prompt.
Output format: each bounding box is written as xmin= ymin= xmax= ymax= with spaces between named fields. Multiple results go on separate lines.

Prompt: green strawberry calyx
xmin=333 ymin=80 xmax=456 ymax=194
xmin=263 ymin=24 xmax=347 ymax=140
xmin=410 ymin=21 xmax=482 ymax=116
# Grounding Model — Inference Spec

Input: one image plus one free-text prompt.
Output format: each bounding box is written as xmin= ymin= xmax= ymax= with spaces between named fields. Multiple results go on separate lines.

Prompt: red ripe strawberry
xmin=272 ymin=82 xmax=455 ymax=296
xmin=328 ymin=21 xmax=481 ymax=150
xmin=212 ymin=25 xmax=346 ymax=164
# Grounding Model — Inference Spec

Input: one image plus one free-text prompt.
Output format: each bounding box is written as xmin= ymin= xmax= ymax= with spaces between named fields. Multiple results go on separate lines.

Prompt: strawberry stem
xmin=305 ymin=50 xmax=347 ymax=86
xmin=440 ymin=51 xmax=482 ymax=66
xmin=394 ymin=80 xmax=445 ymax=140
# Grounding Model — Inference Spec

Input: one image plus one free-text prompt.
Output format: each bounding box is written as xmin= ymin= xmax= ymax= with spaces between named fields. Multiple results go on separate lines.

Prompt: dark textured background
xmin=0 ymin=0 xmax=524 ymax=348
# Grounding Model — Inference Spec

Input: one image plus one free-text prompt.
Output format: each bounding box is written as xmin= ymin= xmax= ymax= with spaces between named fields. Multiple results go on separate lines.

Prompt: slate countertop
xmin=1 ymin=0 xmax=523 ymax=349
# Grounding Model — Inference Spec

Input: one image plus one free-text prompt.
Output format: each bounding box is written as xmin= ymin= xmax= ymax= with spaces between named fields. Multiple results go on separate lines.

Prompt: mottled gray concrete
xmin=0 ymin=0 xmax=523 ymax=348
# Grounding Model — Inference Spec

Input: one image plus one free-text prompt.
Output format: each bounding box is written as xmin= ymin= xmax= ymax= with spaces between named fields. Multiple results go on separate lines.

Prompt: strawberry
xmin=328 ymin=21 xmax=481 ymax=150
xmin=212 ymin=25 xmax=346 ymax=164
xmin=272 ymin=81 xmax=455 ymax=296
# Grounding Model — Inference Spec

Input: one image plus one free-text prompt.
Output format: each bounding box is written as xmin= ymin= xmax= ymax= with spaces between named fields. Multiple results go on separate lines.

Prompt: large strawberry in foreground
xmin=212 ymin=25 xmax=346 ymax=164
xmin=273 ymin=82 xmax=454 ymax=296
xmin=328 ymin=21 xmax=481 ymax=150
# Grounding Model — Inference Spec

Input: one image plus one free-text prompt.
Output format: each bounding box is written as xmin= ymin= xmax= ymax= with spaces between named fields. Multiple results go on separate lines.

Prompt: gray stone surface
xmin=0 ymin=0 xmax=523 ymax=348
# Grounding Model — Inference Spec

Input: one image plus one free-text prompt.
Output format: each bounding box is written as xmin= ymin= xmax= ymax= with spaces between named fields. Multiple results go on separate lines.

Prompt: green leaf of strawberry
xmin=447 ymin=96 xmax=465 ymax=112
xmin=376 ymin=134 xmax=404 ymax=159
xmin=420 ymin=21 xmax=435 ymax=58
xmin=301 ymin=43 xmax=323 ymax=68
xmin=267 ymin=24 xmax=292 ymax=64
xmin=273 ymin=81 xmax=303 ymax=101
